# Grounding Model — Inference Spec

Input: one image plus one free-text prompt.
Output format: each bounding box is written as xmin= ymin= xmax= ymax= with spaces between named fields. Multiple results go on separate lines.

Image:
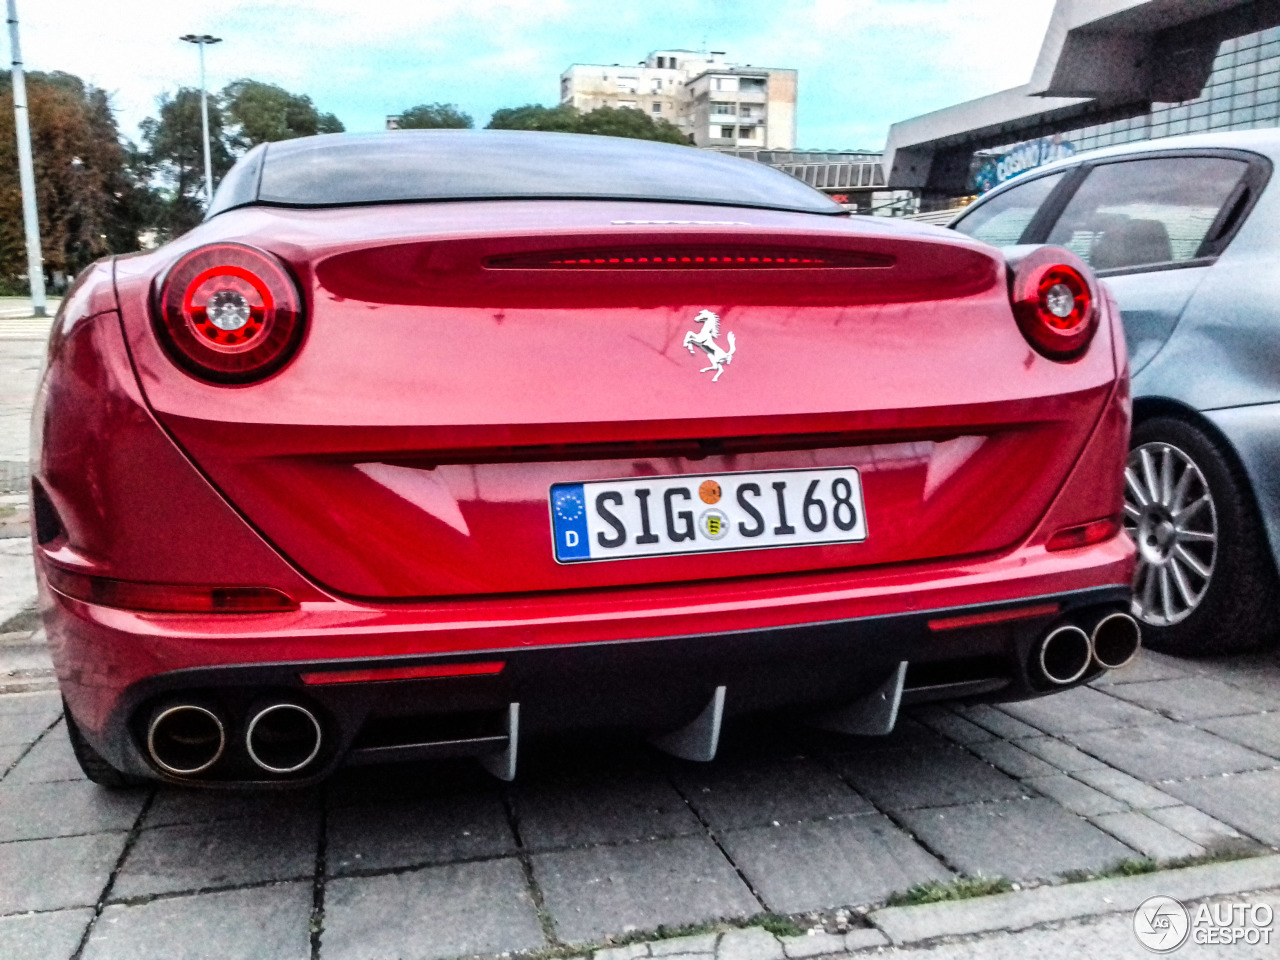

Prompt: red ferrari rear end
xmin=30 ymin=131 xmax=1136 ymax=787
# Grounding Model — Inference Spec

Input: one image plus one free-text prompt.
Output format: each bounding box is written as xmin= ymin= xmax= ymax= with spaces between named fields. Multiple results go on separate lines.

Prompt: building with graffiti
xmin=884 ymin=0 xmax=1280 ymax=210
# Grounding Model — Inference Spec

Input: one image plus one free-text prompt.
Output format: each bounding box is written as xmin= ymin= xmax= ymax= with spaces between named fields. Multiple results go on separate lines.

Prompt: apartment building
xmin=560 ymin=50 xmax=797 ymax=149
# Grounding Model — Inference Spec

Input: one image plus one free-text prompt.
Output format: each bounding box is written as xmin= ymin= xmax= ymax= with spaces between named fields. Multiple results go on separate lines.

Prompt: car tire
xmin=64 ymin=700 xmax=146 ymax=788
xmin=1124 ymin=416 xmax=1277 ymax=655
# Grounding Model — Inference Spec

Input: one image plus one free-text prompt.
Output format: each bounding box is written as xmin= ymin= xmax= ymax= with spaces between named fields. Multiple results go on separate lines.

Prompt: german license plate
xmin=549 ymin=467 xmax=867 ymax=563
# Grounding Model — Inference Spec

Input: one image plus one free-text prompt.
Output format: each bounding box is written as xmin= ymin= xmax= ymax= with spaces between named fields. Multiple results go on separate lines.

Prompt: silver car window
xmin=1045 ymin=157 xmax=1247 ymax=272
xmin=951 ymin=172 xmax=1065 ymax=246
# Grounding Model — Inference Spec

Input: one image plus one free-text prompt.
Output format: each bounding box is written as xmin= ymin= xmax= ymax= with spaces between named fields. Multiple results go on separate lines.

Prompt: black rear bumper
xmin=92 ymin=585 xmax=1129 ymax=787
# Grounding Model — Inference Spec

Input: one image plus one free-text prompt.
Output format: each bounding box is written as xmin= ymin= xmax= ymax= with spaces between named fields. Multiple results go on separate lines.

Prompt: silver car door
xmin=1096 ymin=268 xmax=1212 ymax=375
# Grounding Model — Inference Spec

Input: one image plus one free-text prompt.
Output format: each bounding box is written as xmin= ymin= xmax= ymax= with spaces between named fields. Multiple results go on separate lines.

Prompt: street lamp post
xmin=6 ymin=0 xmax=47 ymax=317
xmin=180 ymin=33 xmax=222 ymax=207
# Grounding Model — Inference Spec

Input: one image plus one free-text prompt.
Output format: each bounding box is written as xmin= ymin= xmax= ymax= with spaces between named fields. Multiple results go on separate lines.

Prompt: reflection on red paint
xmin=928 ymin=602 xmax=1061 ymax=632
xmin=299 ymin=661 xmax=506 ymax=685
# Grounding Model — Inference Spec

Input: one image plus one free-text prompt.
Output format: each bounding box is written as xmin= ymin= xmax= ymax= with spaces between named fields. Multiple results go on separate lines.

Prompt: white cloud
xmin=10 ymin=0 xmax=1056 ymax=148
xmin=13 ymin=0 xmax=573 ymax=136
xmin=731 ymin=0 xmax=1057 ymax=146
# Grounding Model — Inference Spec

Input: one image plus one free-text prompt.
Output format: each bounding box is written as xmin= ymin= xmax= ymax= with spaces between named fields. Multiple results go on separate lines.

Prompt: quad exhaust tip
xmin=246 ymin=703 xmax=323 ymax=774
xmin=1092 ymin=612 xmax=1142 ymax=670
xmin=147 ymin=704 xmax=226 ymax=776
xmin=1037 ymin=624 xmax=1093 ymax=686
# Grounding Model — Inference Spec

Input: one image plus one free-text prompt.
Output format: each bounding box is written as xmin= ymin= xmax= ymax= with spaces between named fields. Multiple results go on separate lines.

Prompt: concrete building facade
xmin=560 ymin=51 xmax=797 ymax=149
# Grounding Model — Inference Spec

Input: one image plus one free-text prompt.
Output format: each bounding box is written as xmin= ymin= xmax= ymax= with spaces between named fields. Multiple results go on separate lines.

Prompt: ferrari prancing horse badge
xmin=683 ymin=310 xmax=737 ymax=382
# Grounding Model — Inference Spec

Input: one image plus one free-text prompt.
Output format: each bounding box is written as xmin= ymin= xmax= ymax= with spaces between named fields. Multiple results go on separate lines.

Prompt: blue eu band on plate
xmin=549 ymin=467 xmax=867 ymax=563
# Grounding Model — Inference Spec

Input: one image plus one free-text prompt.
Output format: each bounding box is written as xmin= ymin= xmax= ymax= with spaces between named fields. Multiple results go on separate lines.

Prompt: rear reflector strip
xmin=299 ymin=662 xmax=506 ymax=685
xmin=1046 ymin=516 xmax=1122 ymax=552
xmin=44 ymin=565 xmax=297 ymax=613
xmin=486 ymin=247 xmax=895 ymax=270
xmin=928 ymin=603 xmax=1061 ymax=632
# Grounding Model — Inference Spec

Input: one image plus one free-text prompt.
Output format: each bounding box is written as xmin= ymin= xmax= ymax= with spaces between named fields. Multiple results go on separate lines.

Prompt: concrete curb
xmin=0 ymin=678 xmax=58 ymax=694
xmin=586 ymin=858 xmax=1280 ymax=960
xmin=868 ymin=854 xmax=1280 ymax=945
xmin=591 ymin=926 xmax=891 ymax=960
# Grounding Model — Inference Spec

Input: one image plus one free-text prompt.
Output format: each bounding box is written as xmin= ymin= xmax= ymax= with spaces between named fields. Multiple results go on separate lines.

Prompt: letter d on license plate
xmin=549 ymin=467 xmax=867 ymax=563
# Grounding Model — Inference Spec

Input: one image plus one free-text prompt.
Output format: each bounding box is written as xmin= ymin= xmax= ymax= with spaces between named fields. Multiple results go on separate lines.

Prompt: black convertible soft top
xmin=207 ymin=129 xmax=844 ymax=218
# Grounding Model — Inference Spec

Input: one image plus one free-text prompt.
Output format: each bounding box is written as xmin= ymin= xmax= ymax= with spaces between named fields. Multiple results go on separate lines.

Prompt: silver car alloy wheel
xmin=1123 ymin=441 xmax=1219 ymax=627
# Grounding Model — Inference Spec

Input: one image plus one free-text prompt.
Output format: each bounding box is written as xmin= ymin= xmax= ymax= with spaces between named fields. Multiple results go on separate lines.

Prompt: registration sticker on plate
xmin=549 ymin=467 xmax=867 ymax=563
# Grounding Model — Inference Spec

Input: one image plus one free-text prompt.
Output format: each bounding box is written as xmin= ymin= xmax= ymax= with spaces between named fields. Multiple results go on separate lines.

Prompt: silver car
xmin=952 ymin=130 xmax=1278 ymax=655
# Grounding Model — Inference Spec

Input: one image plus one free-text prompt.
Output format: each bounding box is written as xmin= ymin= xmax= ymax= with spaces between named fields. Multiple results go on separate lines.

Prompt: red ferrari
xmin=31 ymin=131 xmax=1138 ymax=787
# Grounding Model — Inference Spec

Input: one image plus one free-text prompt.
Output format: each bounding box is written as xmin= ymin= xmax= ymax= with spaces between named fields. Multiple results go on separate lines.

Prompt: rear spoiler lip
xmin=208 ymin=193 xmax=854 ymax=219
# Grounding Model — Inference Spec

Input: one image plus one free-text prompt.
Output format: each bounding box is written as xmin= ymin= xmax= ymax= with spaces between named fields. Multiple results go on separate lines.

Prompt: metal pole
xmin=6 ymin=0 xmax=46 ymax=317
xmin=197 ymin=40 xmax=213 ymax=206
xmin=181 ymin=34 xmax=221 ymax=208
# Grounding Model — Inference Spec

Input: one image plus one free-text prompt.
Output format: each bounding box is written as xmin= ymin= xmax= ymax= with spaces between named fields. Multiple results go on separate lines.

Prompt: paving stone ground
xmin=1 ymin=641 xmax=1278 ymax=960
xmin=3 ymin=335 xmax=1280 ymax=959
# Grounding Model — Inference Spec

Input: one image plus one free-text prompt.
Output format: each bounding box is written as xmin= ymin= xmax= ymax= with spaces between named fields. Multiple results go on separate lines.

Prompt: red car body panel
xmin=31 ymin=196 xmax=1134 ymax=785
xmin=108 ymin=202 xmax=1121 ymax=599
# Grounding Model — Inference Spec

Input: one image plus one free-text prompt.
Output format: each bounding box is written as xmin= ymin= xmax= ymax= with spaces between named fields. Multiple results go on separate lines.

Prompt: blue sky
xmin=17 ymin=0 xmax=1056 ymax=150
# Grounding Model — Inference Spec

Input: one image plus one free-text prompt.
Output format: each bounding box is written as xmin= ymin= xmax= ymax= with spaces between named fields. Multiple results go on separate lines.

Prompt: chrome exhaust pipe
xmin=1091 ymin=612 xmax=1142 ymax=670
xmin=245 ymin=703 xmax=322 ymax=774
xmin=147 ymin=704 xmax=226 ymax=776
xmin=1036 ymin=625 xmax=1093 ymax=686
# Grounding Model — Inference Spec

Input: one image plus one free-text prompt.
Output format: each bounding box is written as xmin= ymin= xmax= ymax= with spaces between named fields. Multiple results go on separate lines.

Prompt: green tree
xmin=0 ymin=70 xmax=154 ymax=285
xmin=486 ymin=104 xmax=581 ymax=132
xmin=578 ymin=106 xmax=689 ymax=143
xmin=221 ymin=79 xmax=344 ymax=150
xmin=140 ymin=81 xmax=344 ymax=236
xmin=111 ymin=141 xmax=166 ymax=253
xmin=487 ymin=103 xmax=689 ymax=145
xmin=139 ymin=87 xmax=236 ymax=236
xmin=396 ymin=102 xmax=472 ymax=129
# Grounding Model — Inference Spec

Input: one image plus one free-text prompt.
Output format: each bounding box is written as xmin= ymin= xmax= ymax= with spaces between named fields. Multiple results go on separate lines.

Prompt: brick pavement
xmin=0 ymin=638 xmax=1278 ymax=960
xmin=3 ymin=330 xmax=1280 ymax=958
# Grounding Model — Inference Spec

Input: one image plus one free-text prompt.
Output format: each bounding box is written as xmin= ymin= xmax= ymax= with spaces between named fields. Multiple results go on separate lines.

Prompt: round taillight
xmin=155 ymin=243 xmax=305 ymax=383
xmin=1009 ymin=248 xmax=1098 ymax=361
